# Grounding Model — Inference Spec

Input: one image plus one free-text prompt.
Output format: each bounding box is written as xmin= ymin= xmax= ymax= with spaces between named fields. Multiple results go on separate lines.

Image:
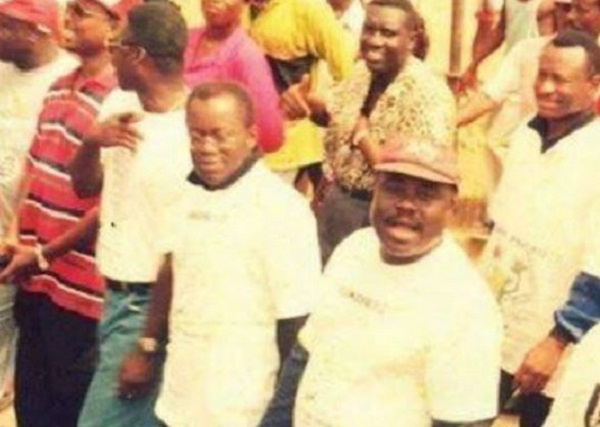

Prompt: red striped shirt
xmin=19 ymin=66 xmax=116 ymax=320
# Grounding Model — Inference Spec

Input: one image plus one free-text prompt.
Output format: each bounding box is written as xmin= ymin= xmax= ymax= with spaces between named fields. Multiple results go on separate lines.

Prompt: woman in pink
xmin=184 ymin=0 xmax=283 ymax=153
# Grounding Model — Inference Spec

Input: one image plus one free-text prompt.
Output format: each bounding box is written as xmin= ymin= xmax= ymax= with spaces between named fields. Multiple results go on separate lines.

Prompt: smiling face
xmin=360 ymin=4 xmax=414 ymax=79
xmin=370 ymin=172 xmax=456 ymax=264
xmin=534 ymin=44 xmax=597 ymax=119
xmin=187 ymin=94 xmax=257 ymax=188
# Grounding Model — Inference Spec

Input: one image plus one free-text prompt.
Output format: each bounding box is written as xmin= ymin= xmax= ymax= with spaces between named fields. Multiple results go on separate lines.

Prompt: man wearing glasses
xmin=70 ymin=1 xmax=190 ymax=426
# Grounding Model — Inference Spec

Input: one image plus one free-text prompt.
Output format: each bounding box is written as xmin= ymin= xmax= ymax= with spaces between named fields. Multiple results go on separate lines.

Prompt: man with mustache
xmin=260 ymin=139 xmax=502 ymax=427
xmin=478 ymin=29 xmax=600 ymax=427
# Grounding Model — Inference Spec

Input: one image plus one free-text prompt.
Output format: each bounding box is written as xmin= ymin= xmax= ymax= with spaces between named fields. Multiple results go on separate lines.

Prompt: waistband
xmin=106 ymin=278 xmax=151 ymax=294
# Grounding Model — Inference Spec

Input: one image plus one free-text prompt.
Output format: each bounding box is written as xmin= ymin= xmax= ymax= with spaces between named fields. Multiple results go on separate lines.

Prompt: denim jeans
xmin=78 ymin=288 xmax=162 ymax=427
xmin=259 ymin=344 xmax=309 ymax=427
xmin=0 ymin=284 xmax=15 ymax=397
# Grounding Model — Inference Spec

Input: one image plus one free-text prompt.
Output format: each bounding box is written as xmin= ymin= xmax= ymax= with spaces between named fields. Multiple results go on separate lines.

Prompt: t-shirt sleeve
xmin=425 ymin=292 xmax=502 ymax=422
xmin=264 ymin=197 xmax=322 ymax=319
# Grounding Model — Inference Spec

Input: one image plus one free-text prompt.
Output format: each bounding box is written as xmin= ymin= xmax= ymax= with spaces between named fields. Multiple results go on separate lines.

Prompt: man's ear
xmin=245 ymin=124 xmax=258 ymax=150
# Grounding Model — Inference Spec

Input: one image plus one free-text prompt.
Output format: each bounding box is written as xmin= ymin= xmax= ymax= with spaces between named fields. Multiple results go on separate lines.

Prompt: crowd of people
xmin=1 ymin=0 xmax=600 ymax=426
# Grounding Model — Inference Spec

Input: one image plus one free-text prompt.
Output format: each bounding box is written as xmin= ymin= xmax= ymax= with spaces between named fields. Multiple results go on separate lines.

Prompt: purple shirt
xmin=184 ymin=27 xmax=284 ymax=153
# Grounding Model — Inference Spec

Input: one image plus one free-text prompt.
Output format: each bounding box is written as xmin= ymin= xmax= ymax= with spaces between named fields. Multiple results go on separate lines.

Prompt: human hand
xmin=117 ymin=348 xmax=159 ymax=400
xmin=0 ymin=243 xmax=38 ymax=283
xmin=513 ymin=335 xmax=568 ymax=395
xmin=85 ymin=112 xmax=143 ymax=151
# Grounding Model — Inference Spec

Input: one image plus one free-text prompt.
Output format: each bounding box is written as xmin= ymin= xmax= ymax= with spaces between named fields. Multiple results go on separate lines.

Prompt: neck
xmin=137 ymin=76 xmax=187 ymax=113
xmin=204 ymin=22 xmax=239 ymax=40
xmin=380 ymin=236 xmax=442 ymax=266
xmin=546 ymin=109 xmax=594 ymax=141
xmin=16 ymin=42 xmax=59 ymax=71
xmin=78 ymin=50 xmax=112 ymax=79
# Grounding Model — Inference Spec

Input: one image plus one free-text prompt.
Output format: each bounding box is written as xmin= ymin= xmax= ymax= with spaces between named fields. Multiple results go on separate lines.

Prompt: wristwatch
xmin=34 ymin=245 xmax=49 ymax=271
xmin=137 ymin=337 xmax=160 ymax=354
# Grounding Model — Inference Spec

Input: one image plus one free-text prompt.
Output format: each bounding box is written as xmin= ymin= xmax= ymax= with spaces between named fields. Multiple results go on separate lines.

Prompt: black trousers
xmin=14 ymin=291 xmax=98 ymax=427
xmin=500 ymin=370 xmax=553 ymax=427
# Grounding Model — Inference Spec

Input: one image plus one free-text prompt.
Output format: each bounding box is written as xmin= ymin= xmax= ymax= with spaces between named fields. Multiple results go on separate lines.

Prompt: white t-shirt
xmin=544 ymin=324 xmax=600 ymax=427
xmin=154 ymin=161 xmax=322 ymax=427
xmin=480 ymin=118 xmax=600 ymax=396
xmin=296 ymin=229 xmax=502 ymax=427
xmin=96 ymin=89 xmax=192 ymax=282
xmin=0 ymin=53 xmax=77 ymax=234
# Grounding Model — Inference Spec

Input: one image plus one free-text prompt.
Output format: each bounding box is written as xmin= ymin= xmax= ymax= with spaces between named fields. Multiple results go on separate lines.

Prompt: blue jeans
xmin=0 ymin=284 xmax=15 ymax=396
xmin=78 ymin=288 xmax=162 ymax=427
xmin=259 ymin=344 xmax=309 ymax=427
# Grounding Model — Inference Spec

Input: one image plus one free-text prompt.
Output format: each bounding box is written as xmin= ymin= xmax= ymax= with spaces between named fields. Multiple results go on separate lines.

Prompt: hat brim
xmin=374 ymin=162 xmax=458 ymax=185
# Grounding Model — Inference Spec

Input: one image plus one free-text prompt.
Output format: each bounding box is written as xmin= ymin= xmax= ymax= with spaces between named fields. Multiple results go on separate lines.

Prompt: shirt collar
xmin=528 ymin=110 xmax=596 ymax=153
xmin=187 ymin=149 xmax=261 ymax=191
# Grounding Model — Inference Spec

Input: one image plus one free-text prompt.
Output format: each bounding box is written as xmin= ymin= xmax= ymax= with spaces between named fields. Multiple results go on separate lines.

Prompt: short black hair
xmin=367 ymin=0 xmax=417 ymax=30
xmin=552 ymin=29 xmax=600 ymax=76
xmin=187 ymin=82 xmax=255 ymax=127
xmin=127 ymin=0 xmax=188 ymax=75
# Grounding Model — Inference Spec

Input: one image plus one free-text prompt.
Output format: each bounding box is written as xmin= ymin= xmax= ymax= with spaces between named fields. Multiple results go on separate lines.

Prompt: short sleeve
xmin=426 ymin=296 xmax=502 ymax=422
xmin=264 ymin=197 xmax=322 ymax=319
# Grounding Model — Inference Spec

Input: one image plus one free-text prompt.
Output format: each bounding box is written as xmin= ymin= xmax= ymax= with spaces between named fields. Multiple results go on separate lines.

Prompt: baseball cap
xmin=0 ymin=0 xmax=60 ymax=35
xmin=374 ymin=137 xmax=459 ymax=185
xmin=72 ymin=0 xmax=139 ymax=20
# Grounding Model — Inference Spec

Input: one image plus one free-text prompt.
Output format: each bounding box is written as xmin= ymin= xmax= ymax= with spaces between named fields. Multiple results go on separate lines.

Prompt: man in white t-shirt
xmin=136 ymin=82 xmax=321 ymax=427
xmin=260 ymin=138 xmax=502 ymax=427
xmin=478 ymin=29 xmax=600 ymax=427
xmin=0 ymin=0 xmax=77 ymax=410
xmin=69 ymin=2 xmax=190 ymax=426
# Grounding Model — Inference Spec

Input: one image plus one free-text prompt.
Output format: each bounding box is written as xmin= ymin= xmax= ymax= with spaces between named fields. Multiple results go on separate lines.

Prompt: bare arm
xmin=69 ymin=138 xmax=104 ymax=198
xmin=0 ymin=207 xmax=100 ymax=282
xmin=118 ymin=254 xmax=172 ymax=399
xmin=277 ymin=315 xmax=308 ymax=366
xmin=457 ymin=92 xmax=499 ymax=127
xmin=69 ymin=112 xmax=143 ymax=198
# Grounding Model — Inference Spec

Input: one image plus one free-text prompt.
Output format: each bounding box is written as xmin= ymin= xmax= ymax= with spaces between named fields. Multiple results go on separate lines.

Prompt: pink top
xmin=184 ymin=27 xmax=284 ymax=153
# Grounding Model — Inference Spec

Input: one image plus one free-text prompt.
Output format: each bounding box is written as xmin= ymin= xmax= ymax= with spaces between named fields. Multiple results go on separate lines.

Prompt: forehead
xmin=71 ymin=0 xmax=109 ymax=13
xmin=539 ymin=44 xmax=589 ymax=76
xmin=187 ymin=95 xmax=245 ymax=125
xmin=365 ymin=5 xmax=408 ymax=28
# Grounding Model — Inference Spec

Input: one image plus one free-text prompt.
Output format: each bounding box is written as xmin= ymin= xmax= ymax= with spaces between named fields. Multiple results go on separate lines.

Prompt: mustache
xmin=382 ymin=215 xmax=421 ymax=230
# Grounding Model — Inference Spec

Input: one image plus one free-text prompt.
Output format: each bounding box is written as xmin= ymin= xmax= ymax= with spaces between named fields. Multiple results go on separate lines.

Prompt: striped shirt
xmin=18 ymin=66 xmax=116 ymax=320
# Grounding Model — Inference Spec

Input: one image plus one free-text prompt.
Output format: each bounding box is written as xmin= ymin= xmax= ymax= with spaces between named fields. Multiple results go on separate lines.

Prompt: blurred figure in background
xmin=0 ymin=0 xmax=77 ymax=415
xmin=183 ymin=0 xmax=284 ymax=154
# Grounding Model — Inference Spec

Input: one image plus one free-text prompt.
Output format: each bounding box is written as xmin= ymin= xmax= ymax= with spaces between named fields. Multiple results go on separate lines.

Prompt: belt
xmin=338 ymin=184 xmax=373 ymax=201
xmin=106 ymin=278 xmax=151 ymax=294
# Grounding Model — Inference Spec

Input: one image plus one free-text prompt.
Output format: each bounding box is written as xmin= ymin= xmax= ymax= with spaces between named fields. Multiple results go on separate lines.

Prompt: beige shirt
xmin=324 ymin=58 xmax=456 ymax=191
